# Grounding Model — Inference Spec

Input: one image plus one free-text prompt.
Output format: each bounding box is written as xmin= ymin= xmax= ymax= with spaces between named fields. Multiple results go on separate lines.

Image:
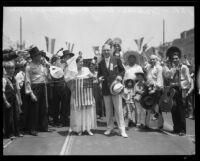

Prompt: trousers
xmin=103 ymin=95 xmax=125 ymax=131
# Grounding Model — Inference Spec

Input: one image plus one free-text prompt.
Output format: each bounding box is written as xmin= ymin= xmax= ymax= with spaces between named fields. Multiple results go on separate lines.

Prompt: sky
xmin=3 ymin=7 xmax=194 ymax=58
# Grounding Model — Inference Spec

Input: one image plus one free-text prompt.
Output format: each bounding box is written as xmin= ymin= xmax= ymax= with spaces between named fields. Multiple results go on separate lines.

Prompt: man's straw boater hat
xmin=110 ymin=80 xmax=125 ymax=95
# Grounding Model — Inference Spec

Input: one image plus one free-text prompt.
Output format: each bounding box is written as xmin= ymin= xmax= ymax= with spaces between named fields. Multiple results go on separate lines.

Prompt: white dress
xmin=67 ymin=67 xmax=97 ymax=133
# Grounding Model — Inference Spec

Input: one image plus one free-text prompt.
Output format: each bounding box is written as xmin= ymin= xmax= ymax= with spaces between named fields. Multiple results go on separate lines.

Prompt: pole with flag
xmin=45 ymin=36 xmax=56 ymax=54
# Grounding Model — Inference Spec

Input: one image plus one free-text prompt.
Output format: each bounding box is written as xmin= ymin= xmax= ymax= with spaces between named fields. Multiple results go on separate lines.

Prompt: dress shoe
xmin=30 ymin=131 xmax=38 ymax=136
xmin=121 ymin=132 xmax=128 ymax=138
xmin=78 ymin=132 xmax=82 ymax=136
xmin=10 ymin=136 xmax=16 ymax=140
xmin=87 ymin=130 xmax=94 ymax=136
xmin=178 ymin=131 xmax=186 ymax=136
xmin=104 ymin=129 xmax=112 ymax=135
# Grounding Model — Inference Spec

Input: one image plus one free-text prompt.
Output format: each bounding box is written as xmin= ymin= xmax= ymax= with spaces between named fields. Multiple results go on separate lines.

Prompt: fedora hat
xmin=166 ymin=46 xmax=181 ymax=60
xmin=39 ymin=50 xmax=50 ymax=61
xmin=3 ymin=49 xmax=18 ymax=61
xmin=49 ymin=66 xmax=64 ymax=79
xmin=110 ymin=80 xmax=124 ymax=95
xmin=28 ymin=47 xmax=42 ymax=58
xmin=61 ymin=50 xmax=75 ymax=59
xmin=140 ymin=92 xmax=157 ymax=110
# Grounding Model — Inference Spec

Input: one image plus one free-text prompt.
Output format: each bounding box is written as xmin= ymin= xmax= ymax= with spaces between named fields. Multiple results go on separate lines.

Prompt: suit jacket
xmin=98 ymin=56 xmax=125 ymax=96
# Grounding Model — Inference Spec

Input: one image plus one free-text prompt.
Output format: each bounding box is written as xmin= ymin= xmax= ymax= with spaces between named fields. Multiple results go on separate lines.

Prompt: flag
xmin=68 ymin=43 xmax=71 ymax=51
xmin=73 ymin=78 xmax=94 ymax=107
xmin=92 ymin=46 xmax=100 ymax=55
xmin=71 ymin=43 xmax=74 ymax=52
xmin=134 ymin=37 xmax=144 ymax=51
xmin=45 ymin=36 xmax=56 ymax=54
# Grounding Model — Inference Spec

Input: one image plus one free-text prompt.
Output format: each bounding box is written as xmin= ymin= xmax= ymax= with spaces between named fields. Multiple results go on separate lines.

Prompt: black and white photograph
xmin=2 ymin=6 xmax=196 ymax=155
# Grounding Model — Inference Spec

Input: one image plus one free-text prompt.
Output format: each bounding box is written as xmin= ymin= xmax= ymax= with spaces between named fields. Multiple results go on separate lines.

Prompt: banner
xmin=45 ymin=36 xmax=56 ymax=54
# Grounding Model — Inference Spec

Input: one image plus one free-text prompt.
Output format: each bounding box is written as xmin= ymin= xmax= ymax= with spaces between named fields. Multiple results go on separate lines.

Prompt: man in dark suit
xmin=98 ymin=44 xmax=128 ymax=138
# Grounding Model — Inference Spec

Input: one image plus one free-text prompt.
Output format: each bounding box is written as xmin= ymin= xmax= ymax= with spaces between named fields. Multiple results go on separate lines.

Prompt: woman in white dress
xmin=66 ymin=56 xmax=97 ymax=135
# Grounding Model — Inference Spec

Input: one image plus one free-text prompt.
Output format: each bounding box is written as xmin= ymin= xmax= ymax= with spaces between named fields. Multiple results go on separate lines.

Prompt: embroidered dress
xmin=67 ymin=67 xmax=97 ymax=133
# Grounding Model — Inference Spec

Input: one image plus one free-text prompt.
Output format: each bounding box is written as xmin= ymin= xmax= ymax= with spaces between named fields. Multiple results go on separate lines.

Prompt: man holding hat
xmin=163 ymin=46 xmax=191 ymax=136
xmin=3 ymin=49 xmax=23 ymax=139
xmin=24 ymin=47 xmax=49 ymax=136
xmin=59 ymin=50 xmax=75 ymax=126
xmin=98 ymin=44 xmax=128 ymax=138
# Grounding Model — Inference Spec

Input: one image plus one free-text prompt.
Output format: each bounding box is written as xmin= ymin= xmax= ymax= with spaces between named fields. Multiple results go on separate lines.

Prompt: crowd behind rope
xmin=2 ymin=40 xmax=196 ymax=140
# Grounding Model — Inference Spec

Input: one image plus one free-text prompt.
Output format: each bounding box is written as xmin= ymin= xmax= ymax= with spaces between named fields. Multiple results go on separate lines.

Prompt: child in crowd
xmin=122 ymin=79 xmax=136 ymax=130
xmin=132 ymin=71 xmax=146 ymax=129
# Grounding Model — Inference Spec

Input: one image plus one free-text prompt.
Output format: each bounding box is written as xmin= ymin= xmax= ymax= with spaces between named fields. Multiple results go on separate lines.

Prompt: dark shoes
xmin=178 ymin=132 xmax=186 ymax=136
xmin=30 ymin=131 xmax=38 ymax=136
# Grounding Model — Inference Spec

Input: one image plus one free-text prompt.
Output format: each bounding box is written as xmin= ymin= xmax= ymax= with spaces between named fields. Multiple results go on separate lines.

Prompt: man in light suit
xmin=98 ymin=44 xmax=128 ymax=138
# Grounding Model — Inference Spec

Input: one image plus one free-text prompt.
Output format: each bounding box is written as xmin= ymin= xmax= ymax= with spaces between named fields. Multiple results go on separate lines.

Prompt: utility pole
xmin=20 ymin=16 xmax=22 ymax=50
xmin=163 ymin=19 xmax=165 ymax=45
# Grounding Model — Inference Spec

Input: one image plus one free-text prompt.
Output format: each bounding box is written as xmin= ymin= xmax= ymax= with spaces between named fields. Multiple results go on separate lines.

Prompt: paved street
xmin=3 ymin=112 xmax=195 ymax=155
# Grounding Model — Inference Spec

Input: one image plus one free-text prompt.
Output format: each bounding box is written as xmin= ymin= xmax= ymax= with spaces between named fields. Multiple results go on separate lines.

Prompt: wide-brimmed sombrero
xmin=166 ymin=46 xmax=181 ymax=60
xmin=123 ymin=50 xmax=140 ymax=65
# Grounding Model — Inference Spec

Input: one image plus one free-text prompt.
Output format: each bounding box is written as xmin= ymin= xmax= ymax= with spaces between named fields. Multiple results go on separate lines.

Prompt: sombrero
xmin=49 ymin=66 xmax=64 ymax=79
xmin=3 ymin=49 xmax=18 ymax=61
xmin=123 ymin=50 xmax=140 ymax=65
xmin=110 ymin=80 xmax=124 ymax=95
xmin=140 ymin=92 xmax=157 ymax=110
xmin=112 ymin=37 xmax=122 ymax=45
xmin=166 ymin=46 xmax=181 ymax=60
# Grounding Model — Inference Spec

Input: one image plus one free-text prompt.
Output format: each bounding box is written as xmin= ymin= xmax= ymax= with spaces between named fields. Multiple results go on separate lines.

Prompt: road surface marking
xmin=59 ymin=131 xmax=71 ymax=155
xmin=64 ymin=135 xmax=74 ymax=155
xmin=3 ymin=140 xmax=13 ymax=149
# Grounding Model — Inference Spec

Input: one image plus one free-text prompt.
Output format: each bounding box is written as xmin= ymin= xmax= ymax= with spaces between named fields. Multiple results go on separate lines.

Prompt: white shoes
xmin=87 ymin=130 xmax=94 ymax=136
xmin=104 ymin=129 xmax=113 ymax=135
xmin=121 ymin=132 xmax=128 ymax=138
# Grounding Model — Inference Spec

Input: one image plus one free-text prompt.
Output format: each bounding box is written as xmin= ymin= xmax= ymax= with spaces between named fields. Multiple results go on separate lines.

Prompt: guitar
xmin=159 ymin=86 xmax=176 ymax=112
xmin=145 ymin=106 xmax=164 ymax=130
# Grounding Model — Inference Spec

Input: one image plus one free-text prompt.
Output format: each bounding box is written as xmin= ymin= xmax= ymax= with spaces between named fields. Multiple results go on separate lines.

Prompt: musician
xmin=3 ymin=50 xmax=23 ymax=139
xmin=50 ymin=56 xmax=69 ymax=127
xmin=143 ymin=54 xmax=164 ymax=120
xmin=67 ymin=56 xmax=97 ymax=135
xmin=60 ymin=50 xmax=74 ymax=126
xmin=163 ymin=46 xmax=191 ymax=136
xmin=98 ymin=44 xmax=128 ymax=138
xmin=24 ymin=47 xmax=49 ymax=136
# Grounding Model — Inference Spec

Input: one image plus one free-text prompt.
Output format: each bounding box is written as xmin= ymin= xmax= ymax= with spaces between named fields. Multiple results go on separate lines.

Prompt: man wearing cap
xmin=24 ymin=47 xmax=49 ymax=136
xmin=3 ymin=49 xmax=23 ymax=139
xmin=49 ymin=56 xmax=69 ymax=127
xmin=59 ymin=50 xmax=75 ymax=126
xmin=98 ymin=44 xmax=128 ymax=138
xmin=163 ymin=46 xmax=191 ymax=136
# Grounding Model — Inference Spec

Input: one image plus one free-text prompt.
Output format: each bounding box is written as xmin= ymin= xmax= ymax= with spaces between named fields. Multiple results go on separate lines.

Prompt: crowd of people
xmin=3 ymin=39 xmax=196 ymax=140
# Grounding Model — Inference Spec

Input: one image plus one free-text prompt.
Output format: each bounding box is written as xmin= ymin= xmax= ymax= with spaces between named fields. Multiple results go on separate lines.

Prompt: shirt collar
xmin=104 ymin=57 xmax=110 ymax=62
